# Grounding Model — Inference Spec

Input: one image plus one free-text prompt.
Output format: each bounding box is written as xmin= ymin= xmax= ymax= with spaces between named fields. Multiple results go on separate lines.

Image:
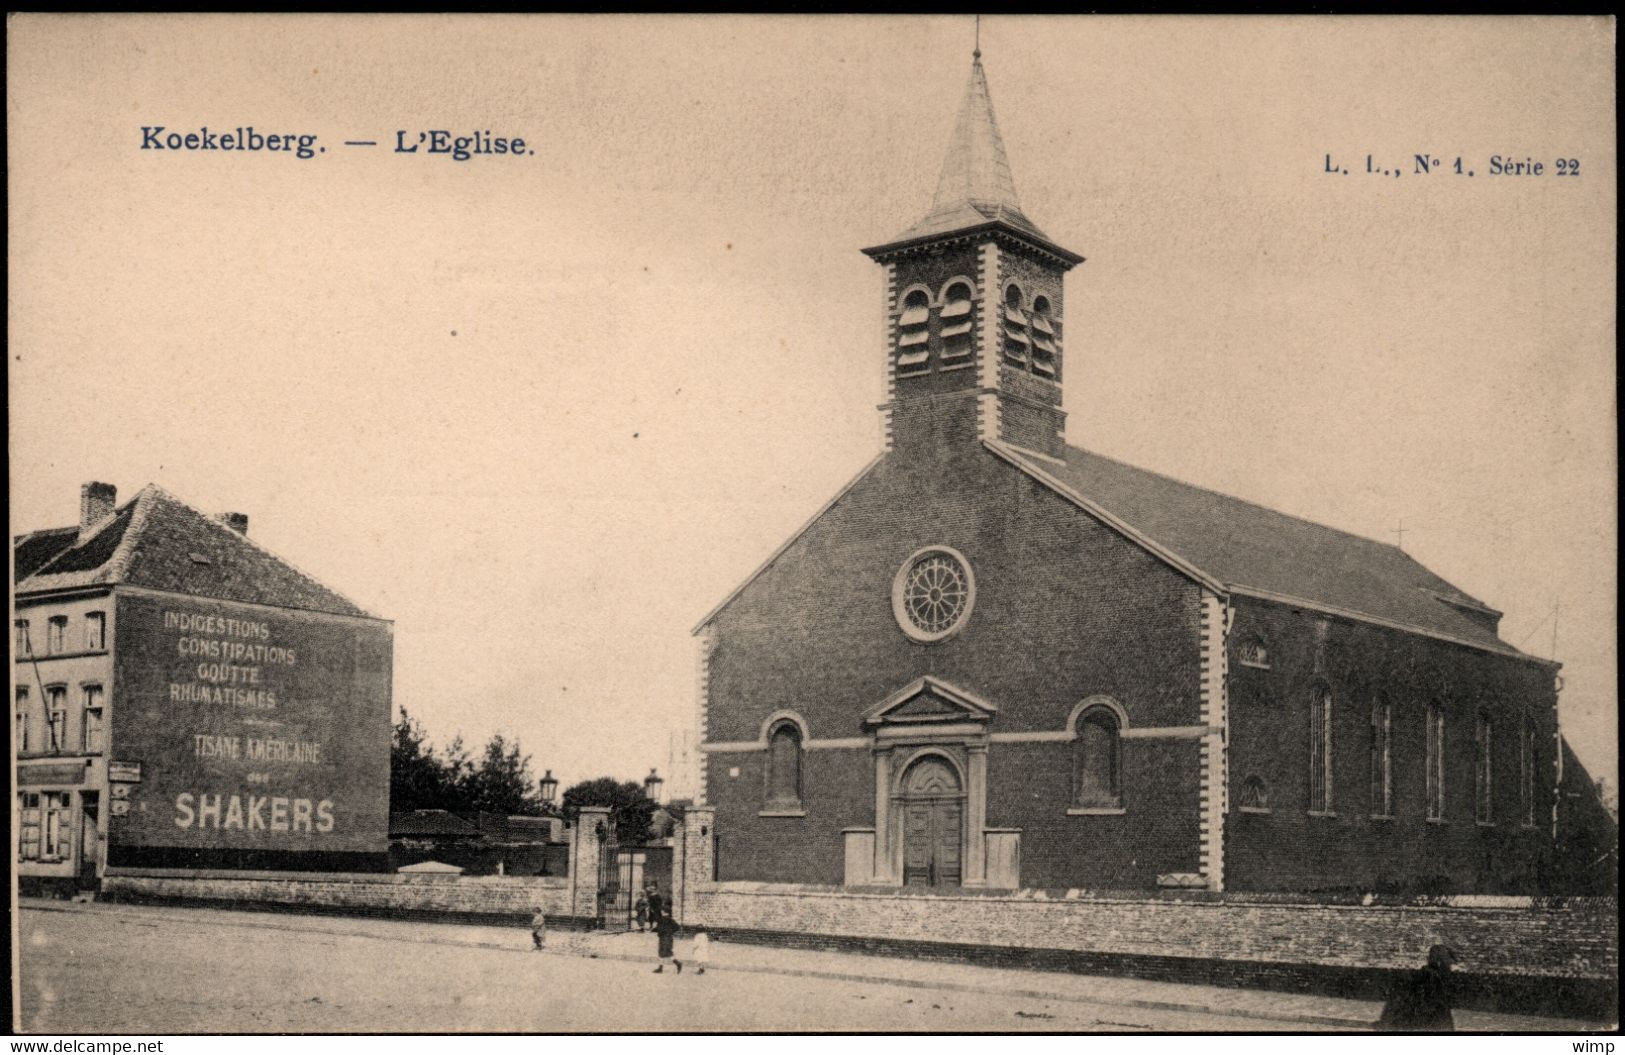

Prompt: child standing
xmin=530 ymin=911 xmax=547 ymax=951
xmin=634 ymin=890 xmax=649 ymax=932
xmin=690 ymin=927 xmax=709 ymax=975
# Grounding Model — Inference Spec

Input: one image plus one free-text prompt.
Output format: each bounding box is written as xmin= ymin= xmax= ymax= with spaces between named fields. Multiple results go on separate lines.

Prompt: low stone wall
xmin=690 ymin=882 xmax=1618 ymax=1017
xmin=102 ymin=869 xmax=575 ymax=926
xmin=94 ymin=867 xmax=1617 ymax=1019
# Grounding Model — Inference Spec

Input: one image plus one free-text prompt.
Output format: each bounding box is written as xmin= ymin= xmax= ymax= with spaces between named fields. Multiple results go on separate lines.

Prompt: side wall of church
xmin=1225 ymin=597 xmax=1560 ymax=894
xmin=703 ymin=442 xmax=1206 ymax=888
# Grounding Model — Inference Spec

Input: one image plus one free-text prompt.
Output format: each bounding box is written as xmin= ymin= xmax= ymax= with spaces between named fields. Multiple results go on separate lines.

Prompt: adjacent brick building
xmin=693 ymin=54 xmax=1565 ymax=895
xmin=14 ymin=482 xmax=393 ymax=896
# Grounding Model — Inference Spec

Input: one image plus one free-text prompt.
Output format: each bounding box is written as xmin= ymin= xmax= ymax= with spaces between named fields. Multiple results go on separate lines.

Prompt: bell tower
xmin=862 ymin=50 xmax=1083 ymax=463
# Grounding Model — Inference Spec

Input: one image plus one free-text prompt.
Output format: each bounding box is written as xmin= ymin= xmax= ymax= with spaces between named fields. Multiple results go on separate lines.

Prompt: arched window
xmin=1030 ymin=295 xmax=1058 ymax=377
xmin=766 ymin=721 xmax=803 ymax=810
xmin=1369 ymin=693 xmax=1393 ymax=817
xmin=940 ymin=281 xmax=974 ymax=362
xmin=897 ymin=289 xmax=931 ymax=376
xmin=1308 ymin=684 xmax=1333 ymax=814
xmin=1002 ymin=284 xmax=1030 ymax=365
xmin=1425 ymin=701 xmax=1446 ymax=821
xmin=1514 ymin=708 xmax=1540 ymax=822
xmin=1239 ymin=775 xmax=1270 ymax=813
xmin=1072 ymin=707 xmax=1121 ymax=809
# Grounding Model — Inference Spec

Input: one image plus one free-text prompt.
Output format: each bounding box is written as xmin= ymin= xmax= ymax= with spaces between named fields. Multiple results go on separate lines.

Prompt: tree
xmin=390 ymin=708 xmax=455 ymax=813
xmin=561 ymin=776 xmax=656 ymax=845
xmin=390 ymin=710 xmax=554 ymax=817
xmin=463 ymin=733 xmax=549 ymax=817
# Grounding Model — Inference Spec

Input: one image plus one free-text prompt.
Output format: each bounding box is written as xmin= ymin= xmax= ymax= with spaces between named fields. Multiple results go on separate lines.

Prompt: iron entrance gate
xmin=603 ymin=847 xmax=673 ymax=930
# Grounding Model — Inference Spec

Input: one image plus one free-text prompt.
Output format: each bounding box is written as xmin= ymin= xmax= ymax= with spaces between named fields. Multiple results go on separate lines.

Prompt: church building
xmin=692 ymin=53 xmax=1562 ymax=895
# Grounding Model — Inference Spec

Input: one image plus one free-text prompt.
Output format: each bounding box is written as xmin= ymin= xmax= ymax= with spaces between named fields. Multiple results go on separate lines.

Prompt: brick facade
xmin=704 ymin=437 xmax=1206 ymax=889
xmin=1225 ymin=597 xmax=1559 ymax=894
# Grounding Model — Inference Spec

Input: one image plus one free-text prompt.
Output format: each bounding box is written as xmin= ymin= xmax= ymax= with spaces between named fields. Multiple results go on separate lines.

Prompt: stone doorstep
xmin=20 ymin=901 xmax=1609 ymax=1033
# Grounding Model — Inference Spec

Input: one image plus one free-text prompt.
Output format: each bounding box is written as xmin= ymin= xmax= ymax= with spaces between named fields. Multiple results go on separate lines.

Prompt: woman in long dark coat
xmin=652 ymin=910 xmax=682 ymax=973
xmin=1376 ymin=944 xmax=1458 ymax=1032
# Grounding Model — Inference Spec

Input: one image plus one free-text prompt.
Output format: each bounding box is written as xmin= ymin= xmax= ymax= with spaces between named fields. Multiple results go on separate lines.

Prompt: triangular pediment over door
xmin=862 ymin=676 xmax=998 ymax=729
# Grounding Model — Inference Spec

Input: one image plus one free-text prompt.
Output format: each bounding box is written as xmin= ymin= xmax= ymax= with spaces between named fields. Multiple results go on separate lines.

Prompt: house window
xmin=45 ymin=686 xmax=68 ymax=753
xmin=1426 ymin=702 xmax=1446 ymax=821
xmin=1475 ymin=711 xmax=1494 ymax=825
xmin=1519 ymin=712 xmax=1537 ymax=827
xmin=1308 ymin=684 xmax=1333 ymax=814
xmin=765 ymin=721 xmax=803 ymax=810
xmin=47 ymin=616 xmax=67 ymax=654
xmin=1238 ymin=635 xmax=1269 ymax=669
xmin=939 ymin=281 xmax=974 ymax=361
xmin=1072 ymin=707 xmax=1122 ymax=809
xmin=41 ymin=792 xmax=72 ymax=861
xmin=81 ymin=685 xmax=105 ymax=754
xmin=15 ymin=687 xmax=29 ymax=754
xmin=1002 ymin=284 xmax=1029 ymax=365
xmin=20 ymin=792 xmax=72 ymax=862
xmin=18 ymin=792 xmax=42 ymax=861
xmin=1239 ymin=775 xmax=1270 ymax=813
xmin=84 ymin=612 xmax=106 ymax=651
xmin=14 ymin=619 xmax=30 ymax=656
xmin=1029 ymin=295 xmax=1058 ymax=377
xmin=1369 ymin=695 xmax=1393 ymax=817
xmin=897 ymin=289 xmax=931 ymax=375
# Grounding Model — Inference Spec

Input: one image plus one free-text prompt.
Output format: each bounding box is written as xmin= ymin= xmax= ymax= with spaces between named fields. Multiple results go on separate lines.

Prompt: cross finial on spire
xmin=974 ymin=15 xmax=981 ymax=60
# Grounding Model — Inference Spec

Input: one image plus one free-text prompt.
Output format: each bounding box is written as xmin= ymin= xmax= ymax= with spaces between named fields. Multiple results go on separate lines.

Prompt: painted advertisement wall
xmin=111 ymin=591 xmax=392 ymax=857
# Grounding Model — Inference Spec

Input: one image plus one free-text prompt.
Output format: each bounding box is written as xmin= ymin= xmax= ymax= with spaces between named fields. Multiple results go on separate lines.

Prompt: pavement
xmin=17 ymin=898 xmax=1612 ymax=1033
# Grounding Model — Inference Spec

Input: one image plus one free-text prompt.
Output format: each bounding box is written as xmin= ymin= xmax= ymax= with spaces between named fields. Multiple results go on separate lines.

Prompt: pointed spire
xmin=891 ymin=51 xmax=1049 ymax=245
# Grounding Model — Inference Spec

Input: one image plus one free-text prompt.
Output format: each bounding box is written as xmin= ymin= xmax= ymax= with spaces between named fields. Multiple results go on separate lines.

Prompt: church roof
xmin=13 ymin=484 xmax=378 ymax=620
xmin=995 ymin=442 xmax=1533 ymax=661
xmin=866 ymin=54 xmax=1077 ymax=263
xmin=694 ymin=440 xmax=1539 ymax=664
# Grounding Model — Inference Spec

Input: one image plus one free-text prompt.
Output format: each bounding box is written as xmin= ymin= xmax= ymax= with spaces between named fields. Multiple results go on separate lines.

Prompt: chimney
xmin=218 ymin=512 xmax=249 ymax=535
xmin=80 ymin=482 xmax=117 ymax=534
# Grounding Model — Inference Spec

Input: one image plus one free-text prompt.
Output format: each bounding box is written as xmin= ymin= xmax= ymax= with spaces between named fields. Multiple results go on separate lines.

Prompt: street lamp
xmin=643 ymin=767 xmax=663 ymax=804
xmin=539 ymin=769 xmax=558 ymax=807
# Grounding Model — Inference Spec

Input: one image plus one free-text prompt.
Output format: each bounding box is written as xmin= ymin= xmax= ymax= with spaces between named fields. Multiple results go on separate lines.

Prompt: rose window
xmin=892 ymin=547 xmax=976 ymax=642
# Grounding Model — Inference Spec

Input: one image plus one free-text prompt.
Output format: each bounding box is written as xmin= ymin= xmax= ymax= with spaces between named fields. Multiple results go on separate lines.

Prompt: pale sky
xmin=9 ymin=15 xmax=1616 ymax=799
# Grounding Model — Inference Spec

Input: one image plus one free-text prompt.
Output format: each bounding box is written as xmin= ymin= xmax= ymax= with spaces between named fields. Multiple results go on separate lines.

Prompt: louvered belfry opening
xmin=863 ymin=52 xmax=1082 ymax=463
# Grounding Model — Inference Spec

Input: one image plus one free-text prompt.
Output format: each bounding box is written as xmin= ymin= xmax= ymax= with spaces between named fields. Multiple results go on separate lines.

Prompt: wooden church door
xmin=899 ymin=757 xmax=963 ymax=887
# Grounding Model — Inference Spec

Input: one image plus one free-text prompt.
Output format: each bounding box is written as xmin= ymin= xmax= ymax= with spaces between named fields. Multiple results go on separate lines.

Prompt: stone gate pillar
xmin=570 ymin=805 xmax=612 ymax=920
xmin=671 ymin=806 xmax=715 ymax=924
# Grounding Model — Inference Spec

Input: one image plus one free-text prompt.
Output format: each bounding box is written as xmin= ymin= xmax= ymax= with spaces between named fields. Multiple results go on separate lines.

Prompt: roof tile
xmin=1008 ymin=444 xmax=1523 ymax=657
xmin=14 ymin=485 xmax=375 ymax=619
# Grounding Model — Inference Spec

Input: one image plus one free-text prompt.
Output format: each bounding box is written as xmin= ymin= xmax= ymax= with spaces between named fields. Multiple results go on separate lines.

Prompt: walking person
xmin=634 ymin=889 xmax=649 ymax=933
xmin=1376 ymin=944 xmax=1459 ymax=1032
xmin=530 ymin=911 xmax=547 ymax=951
xmin=645 ymin=881 xmax=664 ymax=928
xmin=652 ymin=908 xmax=682 ymax=974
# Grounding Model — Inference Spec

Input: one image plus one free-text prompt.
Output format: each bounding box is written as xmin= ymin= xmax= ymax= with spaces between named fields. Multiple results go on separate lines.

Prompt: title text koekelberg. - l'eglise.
xmin=140 ymin=127 xmax=532 ymax=161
